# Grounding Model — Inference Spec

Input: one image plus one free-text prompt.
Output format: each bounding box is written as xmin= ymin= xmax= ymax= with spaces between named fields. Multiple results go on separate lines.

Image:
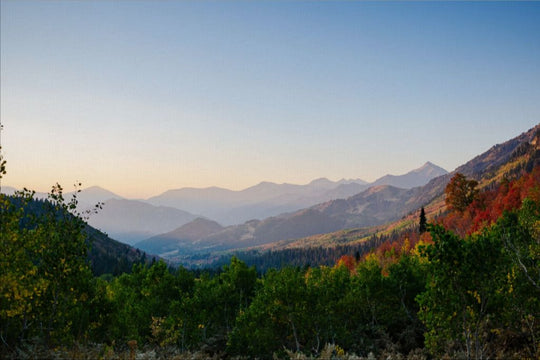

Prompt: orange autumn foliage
xmin=441 ymin=166 xmax=540 ymax=235
xmin=336 ymin=255 xmax=357 ymax=274
xmin=340 ymin=165 xmax=539 ymax=273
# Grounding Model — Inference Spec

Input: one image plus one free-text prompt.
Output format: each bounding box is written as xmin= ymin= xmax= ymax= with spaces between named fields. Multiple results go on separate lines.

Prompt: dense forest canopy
xmin=1 ymin=162 xmax=539 ymax=358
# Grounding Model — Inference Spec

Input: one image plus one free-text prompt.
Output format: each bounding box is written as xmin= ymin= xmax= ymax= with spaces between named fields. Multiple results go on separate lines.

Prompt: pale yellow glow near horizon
xmin=2 ymin=1 xmax=539 ymax=200
xmin=2 ymin=158 xmax=385 ymax=199
xmin=1 ymin=116 xmax=395 ymax=198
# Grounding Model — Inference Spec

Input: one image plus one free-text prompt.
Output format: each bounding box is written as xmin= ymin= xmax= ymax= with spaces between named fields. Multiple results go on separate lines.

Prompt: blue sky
xmin=1 ymin=1 xmax=539 ymax=198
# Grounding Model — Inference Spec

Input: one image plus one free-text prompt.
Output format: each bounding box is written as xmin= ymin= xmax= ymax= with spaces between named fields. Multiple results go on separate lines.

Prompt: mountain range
xmin=3 ymin=124 xmax=538 ymax=268
xmin=135 ymin=125 xmax=540 ymax=260
xmin=138 ymin=184 xmax=420 ymax=257
xmin=132 ymin=162 xmax=449 ymax=257
xmin=145 ymin=162 xmax=447 ymax=225
xmin=2 ymin=160 xmax=446 ymax=246
xmin=97 ymin=161 xmax=445 ymax=245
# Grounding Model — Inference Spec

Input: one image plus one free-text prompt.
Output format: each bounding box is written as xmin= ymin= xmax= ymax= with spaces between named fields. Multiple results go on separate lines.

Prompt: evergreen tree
xmin=0 ymin=145 xmax=6 ymax=193
xmin=419 ymin=207 xmax=427 ymax=234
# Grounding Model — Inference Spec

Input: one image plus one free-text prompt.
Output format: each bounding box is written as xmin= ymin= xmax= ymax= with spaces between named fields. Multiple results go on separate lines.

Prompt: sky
xmin=1 ymin=1 xmax=539 ymax=199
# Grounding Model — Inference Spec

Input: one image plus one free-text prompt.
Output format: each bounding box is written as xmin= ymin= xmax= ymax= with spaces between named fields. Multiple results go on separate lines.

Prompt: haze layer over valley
xmin=75 ymin=162 xmax=446 ymax=247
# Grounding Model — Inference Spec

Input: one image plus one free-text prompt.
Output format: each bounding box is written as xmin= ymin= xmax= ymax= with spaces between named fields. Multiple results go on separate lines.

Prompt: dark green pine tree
xmin=419 ymin=207 xmax=427 ymax=234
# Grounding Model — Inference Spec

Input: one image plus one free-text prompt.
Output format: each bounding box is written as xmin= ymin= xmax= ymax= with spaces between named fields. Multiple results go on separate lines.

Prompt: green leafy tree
xmin=107 ymin=260 xmax=194 ymax=344
xmin=494 ymin=202 xmax=540 ymax=357
xmin=385 ymin=255 xmax=427 ymax=353
xmin=511 ymin=198 xmax=540 ymax=292
xmin=417 ymin=224 xmax=511 ymax=359
xmin=188 ymin=257 xmax=257 ymax=351
xmin=304 ymin=265 xmax=351 ymax=353
xmin=342 ymin=259 xmax=387 ymax=354
xmin=217 ymin=256 xmax=258 ymax=332
xmin=343 ymin=256 xmax=423 ymax=355
xmin=0 ymin=189 xmax=45 ymax=346
xmin=228 ymin=267 xmax=309 ymax=358
xmin=0 ymin=185 xmax=94 ymax=347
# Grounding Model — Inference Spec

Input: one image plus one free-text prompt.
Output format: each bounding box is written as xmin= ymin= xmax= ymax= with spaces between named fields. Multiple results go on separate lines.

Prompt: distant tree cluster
xmin=210 ymin=239 xmax=387 ymax=274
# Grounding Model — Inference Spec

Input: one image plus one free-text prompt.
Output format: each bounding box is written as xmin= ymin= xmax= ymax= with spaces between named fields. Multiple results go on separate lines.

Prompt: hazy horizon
xmin=2 ymin=160 xmax=447 ymax=200
xmin=1 ymin=1 xmax=539 ymax=198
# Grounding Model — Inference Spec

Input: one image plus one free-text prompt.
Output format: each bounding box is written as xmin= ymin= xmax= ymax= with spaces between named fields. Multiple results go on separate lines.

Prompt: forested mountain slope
xmin=2 ymin=127 xmax=538 ymax=360
xmin=152 ymin=124 xmax=540 ymax=264
xmin=6 ymin=163 xmax=538 ymax=359
xmin=404 ymin=124 xmax=540 ymax=210
xmin=136 ymin=218 xmax=224 ymax=255
xmin=2 ymin=194 xmax=152 ymax=276
xmin=245 ymin=124 xmax=540 ymax=256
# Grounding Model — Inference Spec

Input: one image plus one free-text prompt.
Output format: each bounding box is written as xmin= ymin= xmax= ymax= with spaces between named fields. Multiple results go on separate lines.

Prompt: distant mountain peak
xmin=415 ymin=161 xmax=448 ymax=173
xmin=257 ymin=181 xmax=278 ymax=186
xmin=164 ymin=217 xmax=224 ymax=240
xmin=84 ymin=185 xmax=109 ymax=191
xmin=421 ymin=161 xmax=435 ymax=167
xmin=308 ymin=178 xmax=335 ymax=187
xmin=79 ymin=185 xmax=122 ymax=196
xmin=371 ymin=162 xmax=448 ymax=189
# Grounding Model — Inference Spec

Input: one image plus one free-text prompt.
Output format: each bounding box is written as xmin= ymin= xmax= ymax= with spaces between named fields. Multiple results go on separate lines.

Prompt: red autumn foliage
xmin=435 ymin=165 xmax=540 ymax=235
xmin=341 ymin=165 xmax=540 ymax=271
xmin=337 ymin=255 xmax=357 ymax=274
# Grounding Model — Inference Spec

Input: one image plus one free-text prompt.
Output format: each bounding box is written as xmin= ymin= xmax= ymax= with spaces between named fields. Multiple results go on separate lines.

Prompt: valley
xmin=75 ymin=161 xmax=448 ymax=258
xmin=2 ymin=2 xmax=538 ymax=358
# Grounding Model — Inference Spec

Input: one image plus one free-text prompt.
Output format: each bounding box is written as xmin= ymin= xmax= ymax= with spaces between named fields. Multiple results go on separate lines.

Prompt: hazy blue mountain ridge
xmin=135 ymin=218 xmax=224 ymax=255
xmin=3 ymin=162 xmax=448 ymax=246
xmin=136 ymin=125 xmax=540 ymax=258
xmin=146 ymin=162 xmax=446 ymax=225
xmin=86 ymin=198 xmax=199 ymax=245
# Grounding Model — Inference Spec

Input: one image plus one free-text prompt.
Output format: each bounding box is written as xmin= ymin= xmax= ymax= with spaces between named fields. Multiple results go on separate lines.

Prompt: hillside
xmin=135 ymin=218 xmax=224 ymax=255
xmin=86 ymin=198 xmax=199 ymax=245
xmin=157 ymin=124 xmax=539 ymax=265
xmin=402 ymin=124 xmax=540 ymax=212
xmin=370 ymin=161 xmax=448 ymax=188
xmin=5 ymin=162 xmax=445 ymax=250
xmin=85 ymin=224 xmax=152 ymax=276
xmin=138 ymin=185 xmax=417 ymax=257
xmin=1 ymin=195 xmax=152 ymax=275
xmin=249 ymin=124 xmax=540 ymax=253
xmin=137 ymin=163 xmax=447 ymax=256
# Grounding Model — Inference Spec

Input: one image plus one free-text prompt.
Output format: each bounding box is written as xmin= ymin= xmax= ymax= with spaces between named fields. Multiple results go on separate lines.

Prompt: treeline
xmin=2 ymin=192 xmax=149 ymax=276
xmin=192 ymin=228 xmax=416 ymax=274
xmin=1 ymin=171 xmax=539 ymax=359
xmin=209 ymin=238 xmax=384 ymax=274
